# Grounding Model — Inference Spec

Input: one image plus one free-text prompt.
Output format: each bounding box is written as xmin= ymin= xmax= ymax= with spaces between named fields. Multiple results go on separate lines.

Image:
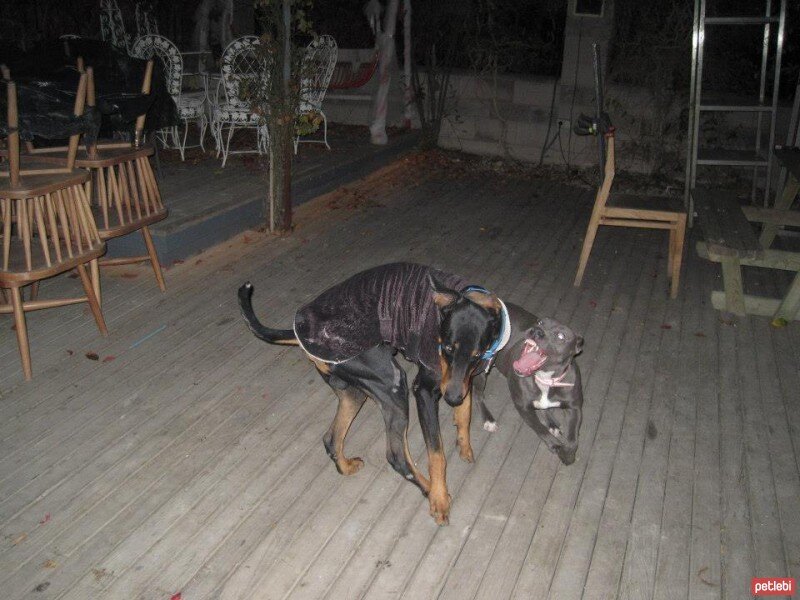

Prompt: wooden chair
xmin=573 ymin=131 xmax=687 ymax=298
xmin=1 ymin=76 xmax=108 ymax=380
xmin=31 ymin=61 xmax=168 ymax=302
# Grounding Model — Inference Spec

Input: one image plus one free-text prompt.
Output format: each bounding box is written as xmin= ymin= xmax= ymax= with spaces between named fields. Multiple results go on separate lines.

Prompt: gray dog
xmin=472 ymin=304 xmax=584 ymax=465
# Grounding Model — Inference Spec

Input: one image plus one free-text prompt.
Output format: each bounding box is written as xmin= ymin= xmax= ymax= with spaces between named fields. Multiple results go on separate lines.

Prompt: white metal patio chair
xmin=211 ymin=36 xmax=269 ymax=167
xmin=100 ymin=0 xmax=132 ymax=53
xmin=135 ymin=2 xmax=159 ymax=37
xmin=131 ymin=34 xmax=208 ymax=160
xmin=294 ymin=35 xmax=338 ymax=153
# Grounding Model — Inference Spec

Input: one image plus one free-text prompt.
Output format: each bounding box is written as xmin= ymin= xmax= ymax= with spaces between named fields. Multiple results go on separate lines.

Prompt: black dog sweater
xmin=293 ymin=262 xmax=468 ymax=371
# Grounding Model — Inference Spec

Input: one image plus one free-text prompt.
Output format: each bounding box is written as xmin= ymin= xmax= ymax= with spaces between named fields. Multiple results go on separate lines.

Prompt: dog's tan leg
xmin=403 ymin=425 xmax=431 ymax=493
xmin=325 ymin=387 xmax=367 ymax=475
xmin=427 ymin=448 xmax=450 ymax=525
xmin=454 ymin=389 xmax=474 ymax=463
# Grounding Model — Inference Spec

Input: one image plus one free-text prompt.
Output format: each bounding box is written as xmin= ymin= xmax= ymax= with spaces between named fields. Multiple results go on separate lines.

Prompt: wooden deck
xmin=1 ymin=155 xmax=798 ymax=599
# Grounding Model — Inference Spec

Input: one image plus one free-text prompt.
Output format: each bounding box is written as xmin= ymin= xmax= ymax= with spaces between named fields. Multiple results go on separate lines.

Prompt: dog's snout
xmin=444 ymin=392 xmax=465 ymax=407
xmin=533 ymin=328 xmax=545 ymax=340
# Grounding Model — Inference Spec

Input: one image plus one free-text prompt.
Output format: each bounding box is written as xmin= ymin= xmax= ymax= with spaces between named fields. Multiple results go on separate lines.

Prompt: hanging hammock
xmin=327 ymin=51 xmax=379 ymax=98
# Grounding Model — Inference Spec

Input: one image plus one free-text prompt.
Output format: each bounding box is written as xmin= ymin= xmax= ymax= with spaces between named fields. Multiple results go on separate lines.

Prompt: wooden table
xmin=694 ymin=151 xmax=800 ymax=322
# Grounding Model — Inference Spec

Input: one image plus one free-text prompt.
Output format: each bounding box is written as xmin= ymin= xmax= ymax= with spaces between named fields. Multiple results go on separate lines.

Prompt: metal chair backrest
xmin=135 ymin=2 xmax=159 ymax=37
xmin=100 ymin=0 xmax=131 ymax=53
xmin=299 ymin=35 xmax=338 ymax=111
xmin=131 ymin=34 xmax=182 ymax=99
xmin=220 ymin=36 xmax=265 ymax=109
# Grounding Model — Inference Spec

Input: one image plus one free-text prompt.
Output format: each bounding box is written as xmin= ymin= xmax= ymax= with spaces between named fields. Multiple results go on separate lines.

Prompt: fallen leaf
xmin=85 ymin=352 xmax=99 ymax=361
xmin=589 ymin=300 xmax=597 ymax=308
xmin=694 ymin=332 xmax=706 ymax=338
xmin=66 ymin=349 xmax=74 ymax=356
xmin=173 ymin=259 xmax=185 ymax=265
xmin=120 ymin=273 xmax=138 ymax=279
xmin=33 ymin=582 xmax=50 ymax=592
xmin=91 ymin=568 xmax=109 ymax=582
xmin=660 ymin=324 xmax=672 ymax=330
xmin=771 ymin=317 xmax=788 ymax=328
xmin=171 ymin=593 xmax=182 ymax=600
xmin=42 ymin=559 xmax=57 ymax=569
xmin=11 ymin=532 xmax=27 ymax=545
xmin=102 ymin=356 xmax=116 ymax=363
xmin=38 ymin=513 xmax=51 ymax=525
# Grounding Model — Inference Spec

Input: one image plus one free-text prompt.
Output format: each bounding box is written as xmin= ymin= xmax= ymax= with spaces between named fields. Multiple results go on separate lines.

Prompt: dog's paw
xmin=428 ymin=489 xmax=451 ymax=526
xmin=337 ymin=457 xmax=364 ymax=476
xmin=457 ymin=442 xmax=474 ymax=463
xmin=548 ymin=426 xmax=562 ymax=438
xmin=483 ymin=420 xmax=498 ymax=433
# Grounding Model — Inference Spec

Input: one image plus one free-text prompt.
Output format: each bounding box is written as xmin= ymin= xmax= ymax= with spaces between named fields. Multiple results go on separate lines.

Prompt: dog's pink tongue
xmin=513 ymin=346 xmax=547 ymax=376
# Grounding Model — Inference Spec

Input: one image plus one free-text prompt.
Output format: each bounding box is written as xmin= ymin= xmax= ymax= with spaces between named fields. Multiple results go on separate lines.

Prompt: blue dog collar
xmin=459 ymin=285 xmax=511 ymax=362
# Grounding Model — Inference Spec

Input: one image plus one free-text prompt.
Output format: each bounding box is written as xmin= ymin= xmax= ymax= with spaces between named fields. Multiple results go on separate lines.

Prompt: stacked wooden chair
xmin=32 ymin=60 xmax=168 ymax=302
xmin=573 ymin=126 xmax=687 ymax=298
xmin=1 ymin=75 xmax=108 ymax=380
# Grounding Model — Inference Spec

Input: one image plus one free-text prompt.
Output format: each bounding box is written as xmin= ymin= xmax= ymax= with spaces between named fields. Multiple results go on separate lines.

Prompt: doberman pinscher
xmin=237 ymin=262 xmax=507 ymax=525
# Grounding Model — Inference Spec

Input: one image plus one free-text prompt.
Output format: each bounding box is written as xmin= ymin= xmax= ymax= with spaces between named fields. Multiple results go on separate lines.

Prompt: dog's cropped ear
xmin=574 ymin=336 xmax=584 ymax=356
xmin=428 ymin=274 xmax=459 ymax=309
xmin=464 ymin=290 xmax=501 ymax=314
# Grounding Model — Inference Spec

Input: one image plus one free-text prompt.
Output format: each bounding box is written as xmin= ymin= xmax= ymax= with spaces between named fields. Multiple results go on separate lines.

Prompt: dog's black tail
xmin=237 ymin=282 xmax=299 ymax=345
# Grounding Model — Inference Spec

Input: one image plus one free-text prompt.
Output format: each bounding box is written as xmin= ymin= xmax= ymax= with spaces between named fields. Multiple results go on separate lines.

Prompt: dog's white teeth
xmin=524 ymin=340 xmax=539 ymax=354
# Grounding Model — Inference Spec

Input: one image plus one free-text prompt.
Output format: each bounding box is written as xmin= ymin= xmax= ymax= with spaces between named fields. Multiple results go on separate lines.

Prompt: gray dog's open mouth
xmin=513 ymin=339 xmax=547 ymax=376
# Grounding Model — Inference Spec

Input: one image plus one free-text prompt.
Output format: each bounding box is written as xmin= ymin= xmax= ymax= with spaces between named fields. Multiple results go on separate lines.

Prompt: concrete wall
xmin=435 ymin=70 xmax=792 ymax=175
xmin=322 ymin=51 xmax=792 ymax=177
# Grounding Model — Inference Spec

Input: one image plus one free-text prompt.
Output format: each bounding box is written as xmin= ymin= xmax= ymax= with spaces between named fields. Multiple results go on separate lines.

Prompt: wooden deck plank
xmin=716 ymin=295 xmax=755 ymax=595
xmin=687 ymin=255 xmax=723 ymax=599
xmin=473 ymin=202 xmax=639 ymax=600
xmin=579 ymin=244 xmax=672 ymax=599
xmin=651 ymin=244 xmax=701 ymax=600
xmin=510 ymin=226 xmax=653 ymax=598
xmin=755 ymin=323 xmax=800 ymax=585
xmin=546 ymin=230 xmax=663 ymax=599
xmin=0 ymin=155 xmax=796 ymax=600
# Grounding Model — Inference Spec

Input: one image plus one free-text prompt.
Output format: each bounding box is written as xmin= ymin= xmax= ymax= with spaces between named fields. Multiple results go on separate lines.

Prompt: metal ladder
xmin=684 ymin=0 xmax=787 ymax=223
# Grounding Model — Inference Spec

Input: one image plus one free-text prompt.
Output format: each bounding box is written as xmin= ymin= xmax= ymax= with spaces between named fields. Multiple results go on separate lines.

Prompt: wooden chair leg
xmin=90 ymin=258 xmax=101 ymax=306
xmin=669 ymin=216 xmax=687 ymax=299
xmin=574 ymin=216 xmax=601 ymax=287
xmin=141 ymin=226 xmax=166 ymax=292
xmin=10 ymin=286 xmax=32 ymax=381
xmin=29 ymin=281 xmax=40 ymax=301
xmin=76 ymin=263 xmax=108 ymax=336
xmin=668 ymin=228 xmax=676 ymax=279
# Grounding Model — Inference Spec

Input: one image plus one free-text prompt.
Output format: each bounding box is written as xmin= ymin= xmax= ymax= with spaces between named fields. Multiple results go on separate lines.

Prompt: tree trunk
xmin=266 ymin=0 xmax=294 ymax=232
xmin=370 ymin=0 xmax=400 ymax=145
xmin=267 ymin=123 xmax=293 ymax=232
xmin=403 ymin=0 xmax=413 ymax=128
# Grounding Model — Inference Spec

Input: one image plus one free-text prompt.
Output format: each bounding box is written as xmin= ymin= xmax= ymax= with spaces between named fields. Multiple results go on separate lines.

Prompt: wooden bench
xmin=694 ymin=186 xmax=800 ymax=322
